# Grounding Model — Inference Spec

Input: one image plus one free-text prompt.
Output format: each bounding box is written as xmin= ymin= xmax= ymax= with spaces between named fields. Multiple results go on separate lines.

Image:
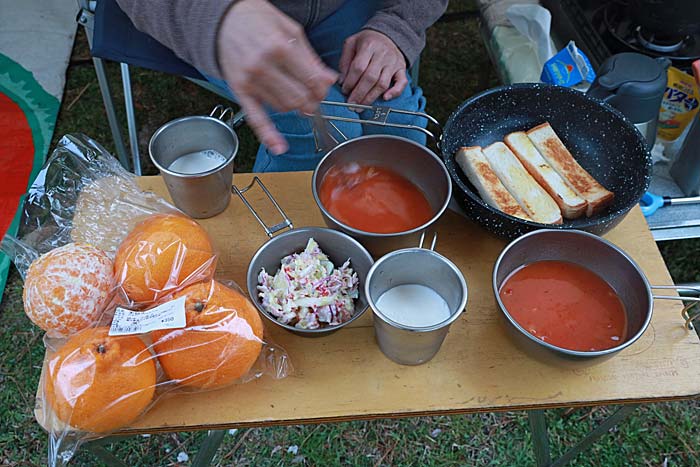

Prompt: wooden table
xmin=42 ymin=172 xmax=700 ymax=466
xmin=129 ymin=172 xmax=700 ymax=431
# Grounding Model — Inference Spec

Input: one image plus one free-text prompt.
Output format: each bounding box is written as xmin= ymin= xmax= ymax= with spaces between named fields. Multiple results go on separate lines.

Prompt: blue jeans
xmin=205 ymin=0 xmax=427 ymax=172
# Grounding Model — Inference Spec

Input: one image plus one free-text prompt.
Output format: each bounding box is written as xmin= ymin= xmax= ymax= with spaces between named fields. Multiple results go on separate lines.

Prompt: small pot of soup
xmin=492 ymin=229 xmax=699 ymax=361
xmin=312 ymin=134 xmax=452 ymax=258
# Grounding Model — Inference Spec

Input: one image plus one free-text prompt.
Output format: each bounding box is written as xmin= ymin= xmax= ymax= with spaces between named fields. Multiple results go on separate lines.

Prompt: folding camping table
xmin=37 ymin=172 xmax=700 ymax=467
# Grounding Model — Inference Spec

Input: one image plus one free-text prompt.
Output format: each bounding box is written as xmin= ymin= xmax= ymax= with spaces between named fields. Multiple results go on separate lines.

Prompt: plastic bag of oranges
xmin=8 ymin=135 xmax=223 ymax=332
xmin=5 ymin=134 xmax=181 ymax=339
xmin=3 ymin=135 xmax=291 ymax=466
xmin=37 ymin=279 xmax=290 ymax=467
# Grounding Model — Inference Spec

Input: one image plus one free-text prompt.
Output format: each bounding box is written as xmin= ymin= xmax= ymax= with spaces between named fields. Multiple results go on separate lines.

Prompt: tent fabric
xmin=0 ymin=0 xmax=76 ymax=299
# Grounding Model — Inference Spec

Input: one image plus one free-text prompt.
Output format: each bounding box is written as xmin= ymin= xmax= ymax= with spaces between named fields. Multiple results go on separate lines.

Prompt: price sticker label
xmin=109 ymin=296 xmax=187 ymax=336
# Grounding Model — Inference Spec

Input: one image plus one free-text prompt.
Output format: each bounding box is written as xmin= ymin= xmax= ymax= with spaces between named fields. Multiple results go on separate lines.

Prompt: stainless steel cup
xmin=149 ymin=106 xmax=239 ymax=218
xmin=365 ymin=235 xmax=468 ymax=365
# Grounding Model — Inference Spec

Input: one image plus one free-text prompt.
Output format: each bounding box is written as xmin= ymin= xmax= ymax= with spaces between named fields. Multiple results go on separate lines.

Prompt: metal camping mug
xmin=365 ymin=234 xmax=468 ymax=365
xmin=149 ymin=105 xmax=241 ymax=218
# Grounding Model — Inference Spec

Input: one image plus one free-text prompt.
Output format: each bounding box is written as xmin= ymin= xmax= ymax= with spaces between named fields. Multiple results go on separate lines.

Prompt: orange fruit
xmin=114 ymin=213 xmax=216 ymax=304
xmin=23 ymin=243 xmax=114 ymax=337
xmin=152 ymin=280 xmax=264 ymax=389
xmin=45 ymin=326 xmax=156 ymax=433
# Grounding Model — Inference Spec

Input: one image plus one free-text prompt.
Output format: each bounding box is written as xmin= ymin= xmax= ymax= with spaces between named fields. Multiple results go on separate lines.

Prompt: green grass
xmin=3 ymin=2 xmax=700 ymax=466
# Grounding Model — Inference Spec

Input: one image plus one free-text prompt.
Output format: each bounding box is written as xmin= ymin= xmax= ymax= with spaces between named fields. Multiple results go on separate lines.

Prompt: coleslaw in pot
xmin=257 ymin=238 xmax=359 ymax=329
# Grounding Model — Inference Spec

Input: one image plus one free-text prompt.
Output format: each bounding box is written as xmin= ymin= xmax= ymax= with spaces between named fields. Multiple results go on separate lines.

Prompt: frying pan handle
xmin=309 ymin=101 xmax=441 ymax=151
xmin=651 ymin=284 xmax=700 ymax=330
xmin=232 ymin=177 xmax=293 ymax=238
xmin=640 ymin=191 xmax=665 ymax=217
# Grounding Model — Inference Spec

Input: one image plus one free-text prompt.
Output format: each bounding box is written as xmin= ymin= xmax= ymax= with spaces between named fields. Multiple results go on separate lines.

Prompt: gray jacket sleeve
xmin=114 ymin=0 xmax=235 ymax=78
xmin=363 ymin=1 xmax=448 ymax=66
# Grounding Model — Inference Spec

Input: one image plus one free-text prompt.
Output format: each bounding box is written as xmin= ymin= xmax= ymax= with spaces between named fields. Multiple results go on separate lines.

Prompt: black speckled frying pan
xmin=440 ymin=83 xmax=652 ymax=240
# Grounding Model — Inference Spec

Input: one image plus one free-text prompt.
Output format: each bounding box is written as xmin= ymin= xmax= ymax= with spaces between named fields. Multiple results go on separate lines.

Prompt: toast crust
xmin=504 ymin=132 xmax=587 ymax=219
xmin=482 ymin=142 xmax=562 ymax=224
xmin=527 ymin=123 xmax=614 ymax=217
xmin=455 ymin=146 xmax=531 ymax=220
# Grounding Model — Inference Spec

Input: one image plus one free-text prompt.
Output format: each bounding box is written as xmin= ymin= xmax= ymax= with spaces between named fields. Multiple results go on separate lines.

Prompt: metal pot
xmin=492 ymin=229 xmax=700 ymax=362
xmin=234 ymin=177 xmax=374 ymax=337
xmin=310 ymin=101 xmax=452 ymax=258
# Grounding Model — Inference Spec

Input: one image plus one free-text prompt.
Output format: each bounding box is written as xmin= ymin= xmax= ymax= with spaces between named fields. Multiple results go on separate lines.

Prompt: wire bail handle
xmin=308 ymin=101 xmax=442 ymax=153
xmin=651 ymin=284 xmax=700 ymax=331
xmin=418 ymin=232 xmax=438 ymax=251
xmin=210 ymin=105 xmax=246 ymax=128
xmin=232 ymin=177 xmax=293 ymax=238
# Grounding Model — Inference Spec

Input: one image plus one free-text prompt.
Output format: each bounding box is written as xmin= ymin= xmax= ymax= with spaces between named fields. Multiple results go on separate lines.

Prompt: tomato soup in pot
xmin=499 ymin=260 xmax=627 ymax=352
xmin=319 ymin=163 xmax=433 ymax=234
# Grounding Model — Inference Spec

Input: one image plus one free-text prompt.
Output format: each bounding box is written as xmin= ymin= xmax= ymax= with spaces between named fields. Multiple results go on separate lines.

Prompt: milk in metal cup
xmin=376 ymin=284 xmax=450 ymax=327
xmin=168 ymin=149 xmax=227 ymax=174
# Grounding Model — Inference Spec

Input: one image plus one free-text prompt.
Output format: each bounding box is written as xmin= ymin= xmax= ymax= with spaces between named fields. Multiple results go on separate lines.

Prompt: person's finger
xmin=255 ymin=65 xmax=316 ymax=114
xmin=341 ymin=47 xmax=373 ymax=95
xmin=383 ymin=69 xmax=409 ymax=101
xmin=347 ymin=57 xmax=385 ymax=104
xmin=358 ymin=67 xmax=394 ymax=105
xmin=338 ymin=35 xmax=357 ymax=83
xmin=237 ymin=93 xmax=288 ymax=155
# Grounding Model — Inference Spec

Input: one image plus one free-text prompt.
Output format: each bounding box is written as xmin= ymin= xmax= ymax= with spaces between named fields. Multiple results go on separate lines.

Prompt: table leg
xmin=192 ymin=429 xmax=227 ymax=467
xmin=528 ymin=410 xmax=552 ymax=467
xmin=84 ymin=443 xmax=130 ymax=467
xmin=549 ymin=405 xmax=638 ymax=467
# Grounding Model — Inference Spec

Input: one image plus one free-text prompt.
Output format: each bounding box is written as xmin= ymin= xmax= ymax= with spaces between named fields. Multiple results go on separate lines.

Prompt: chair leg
xmin=120 ymin=63 xmax=141 ymax=175
xmin=91 ymin=56 xmax=131 ymax=170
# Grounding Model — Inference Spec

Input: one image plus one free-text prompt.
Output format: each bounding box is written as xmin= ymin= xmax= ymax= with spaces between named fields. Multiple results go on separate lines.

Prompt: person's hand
xmin=338 ymin=30 xmax=408 ymax=106
xmin=217 ymin=0 xmax=338 ymax=155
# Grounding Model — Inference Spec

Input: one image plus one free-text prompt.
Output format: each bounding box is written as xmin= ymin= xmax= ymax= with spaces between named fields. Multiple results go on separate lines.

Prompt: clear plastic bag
xmin=38 ymin=279 xmax=290 ymax=467
xmin=18 ymin=134 xmax=177 ymax=259
xmin=2 ymin=135 xmax=291 ymax=466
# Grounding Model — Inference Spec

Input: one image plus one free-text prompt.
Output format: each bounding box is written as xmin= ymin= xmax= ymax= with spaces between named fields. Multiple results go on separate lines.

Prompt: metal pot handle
xmin=650 ymin=285 xmax=700 ymax=330
xmin=210 ymin=105 xmax=246 ymax=129
xmin=309 ymin=101 xmax=441 ymax=152
xmin=232 ymin=177 xmax=293 ymax=238
xmin=418 ymin=232 xmax=438 ymax=251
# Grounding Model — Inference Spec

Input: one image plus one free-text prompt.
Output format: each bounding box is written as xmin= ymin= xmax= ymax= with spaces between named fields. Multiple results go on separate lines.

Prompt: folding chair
xmin=76 ymin=0 xmax=238 ymax=175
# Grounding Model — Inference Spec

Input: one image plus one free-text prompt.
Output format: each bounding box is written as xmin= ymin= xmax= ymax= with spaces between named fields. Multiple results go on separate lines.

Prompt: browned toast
xmin=455 ymin=146 xmax=531 ymax=221
xmin=527 ymin=123 xmax=614 ymax=217
xmin=505 ymin=131 xmax=587 ymax=219
xmin=482 ymin=142 xmax=563 ymax=224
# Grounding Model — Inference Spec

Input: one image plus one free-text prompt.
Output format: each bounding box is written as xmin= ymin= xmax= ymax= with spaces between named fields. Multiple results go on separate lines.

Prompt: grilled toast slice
xmin=455 ymin=146 xmax=531 ymax=221
xmin=527 ymin=122 xmax=614 ymax=217
xmin=505 ymin=131 xmax=587 ymax=219
xmin=482 ymin=142 xmax=563 ymax=224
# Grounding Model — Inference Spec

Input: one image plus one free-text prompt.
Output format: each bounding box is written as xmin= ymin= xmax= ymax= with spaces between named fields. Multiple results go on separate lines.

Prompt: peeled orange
xmin=152 ymin=280 xmax=264 ymax=389
xmin=114 ymin=213 xmax=216 ymax=304
xmin=44 ymin=326 xmax=156 ymax=433
xmin=23 ymin=243 xmax=114 ymax=337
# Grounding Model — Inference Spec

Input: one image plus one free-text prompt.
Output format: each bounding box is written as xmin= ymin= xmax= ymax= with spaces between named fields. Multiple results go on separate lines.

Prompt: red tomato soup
xmin=319 ymin=163 xmax=433 ymax=234
xmin=499 ymin=260 xmax=627 ymax=352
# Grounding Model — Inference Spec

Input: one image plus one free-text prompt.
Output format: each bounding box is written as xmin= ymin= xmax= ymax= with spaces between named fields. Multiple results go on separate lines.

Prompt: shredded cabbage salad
xmin=257 ymin=238 xmax=359 ymax=329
